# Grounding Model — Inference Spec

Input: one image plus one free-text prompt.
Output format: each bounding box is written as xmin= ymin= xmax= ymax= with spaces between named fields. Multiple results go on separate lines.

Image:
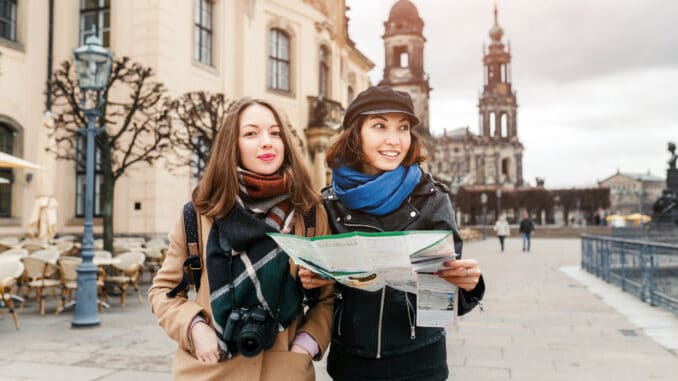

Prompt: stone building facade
xmin=428 ymin=5 xmax=524 ymax=192
xmin=0 ymin=0 xmax=372 ymax=236
xmin=598 ymin=171 xmax=665 ymax=215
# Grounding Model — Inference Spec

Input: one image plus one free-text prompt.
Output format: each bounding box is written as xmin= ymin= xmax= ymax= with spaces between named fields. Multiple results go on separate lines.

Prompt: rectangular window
xmin=268 ymin=29 xmax=290 ymax=92
xmin=0 ymin=123 xmax=14 ymax=217
xmin=75 ymin=135 xmax=102 ymax=217
xmin=193 ymin=0 xmax=213 ymax=65
xmin=80 ymin=0 xmax=111 ymax=47
xmin=0 ymin=0 xmax=17 ymax=41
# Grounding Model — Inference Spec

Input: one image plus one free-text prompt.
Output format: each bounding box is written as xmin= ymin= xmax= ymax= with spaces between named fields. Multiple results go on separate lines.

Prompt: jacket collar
xmin=324 ymin=174 xmax=438 ymax=232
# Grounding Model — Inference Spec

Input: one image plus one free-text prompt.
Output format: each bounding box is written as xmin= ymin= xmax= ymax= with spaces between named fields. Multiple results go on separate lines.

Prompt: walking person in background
xmin=493 ymin=214 xmax=510 ymax=252
xmin=519 ymin=212 xmax=535 ymax=252
xmin=299 ymin=86 xmax=485 ymax=381
xmin=149 ymin=98 xmax=333 ymax=380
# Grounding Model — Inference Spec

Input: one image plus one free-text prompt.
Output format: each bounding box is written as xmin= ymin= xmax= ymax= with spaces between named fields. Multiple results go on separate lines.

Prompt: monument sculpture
xmin=652 ymin=141 xmax=678 ymax=225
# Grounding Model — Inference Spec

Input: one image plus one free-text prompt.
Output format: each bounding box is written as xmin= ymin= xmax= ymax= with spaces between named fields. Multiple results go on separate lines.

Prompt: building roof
xmin=599 ymin=171 xmax=665 ymax=184
xmin=388 ymin=0 xmax=421 ymax=22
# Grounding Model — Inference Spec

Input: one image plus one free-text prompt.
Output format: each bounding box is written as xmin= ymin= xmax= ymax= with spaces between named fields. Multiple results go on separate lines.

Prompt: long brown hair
xmin=326 ymin=115 xmax=427 ymax=170
xmin=193 ymin=98 xmax=319 ymax=218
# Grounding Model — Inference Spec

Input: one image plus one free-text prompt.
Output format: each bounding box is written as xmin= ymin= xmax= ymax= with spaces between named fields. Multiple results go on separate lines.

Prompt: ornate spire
xmin=489 ymin=1 xmax=504 ymax=42
xmin=494 ymin=1 xmax=498 ymax=24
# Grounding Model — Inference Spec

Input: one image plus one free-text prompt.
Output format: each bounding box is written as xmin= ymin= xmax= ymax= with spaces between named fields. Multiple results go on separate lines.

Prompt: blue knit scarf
xmin=332 ymin=164 xmax=422 ymax=216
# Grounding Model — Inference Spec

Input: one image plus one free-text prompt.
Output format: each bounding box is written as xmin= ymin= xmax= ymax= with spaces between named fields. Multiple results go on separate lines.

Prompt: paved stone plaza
xmin=1 ymin=238 xmax=677 ymax=380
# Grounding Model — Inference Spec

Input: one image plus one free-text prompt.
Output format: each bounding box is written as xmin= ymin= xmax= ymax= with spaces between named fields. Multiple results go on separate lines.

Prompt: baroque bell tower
xmin=477 ymin=4 xmax=523 ymax=186
xmin=379 ymin=0 xmax=431 ymax=134
xmin=479 ymin=4 xmax=517 ymax=140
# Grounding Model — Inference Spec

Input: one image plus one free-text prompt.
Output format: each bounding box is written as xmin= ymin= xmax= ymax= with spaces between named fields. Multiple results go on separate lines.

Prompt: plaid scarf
xmin=237 ymin=168 xmax=294 ymax=232
xmin=206 ymin=168 xmax=302 ymax=358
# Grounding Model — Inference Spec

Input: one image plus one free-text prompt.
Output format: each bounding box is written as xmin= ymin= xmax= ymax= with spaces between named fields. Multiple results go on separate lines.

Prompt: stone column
xmin=304 ymin=127 xmax=336 ymax=191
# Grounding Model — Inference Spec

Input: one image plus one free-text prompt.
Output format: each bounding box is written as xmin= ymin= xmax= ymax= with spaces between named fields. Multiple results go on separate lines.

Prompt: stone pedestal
xmin=667 ymin=168 xmax=678 ymax=193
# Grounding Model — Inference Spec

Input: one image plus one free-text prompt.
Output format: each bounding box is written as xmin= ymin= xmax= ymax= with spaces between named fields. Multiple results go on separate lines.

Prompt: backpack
xmin=166 ymin=202 xmax=318 ymax=300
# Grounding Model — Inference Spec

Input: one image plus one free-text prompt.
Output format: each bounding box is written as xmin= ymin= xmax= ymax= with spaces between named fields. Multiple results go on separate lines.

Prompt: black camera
xmin=223 ymin=306 xmax=278 ymax=358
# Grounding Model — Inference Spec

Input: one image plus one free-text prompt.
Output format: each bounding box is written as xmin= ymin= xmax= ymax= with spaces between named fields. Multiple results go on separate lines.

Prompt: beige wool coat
xmin=149 ymin=206 xmax=333 ymax=381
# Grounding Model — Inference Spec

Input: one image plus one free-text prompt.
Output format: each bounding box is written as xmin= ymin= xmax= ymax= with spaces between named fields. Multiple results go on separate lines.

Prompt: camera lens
xmin=240 ymin=336 xmax=261 ymax=356
xmin=238 ymin=325 xmax=265 ymax=357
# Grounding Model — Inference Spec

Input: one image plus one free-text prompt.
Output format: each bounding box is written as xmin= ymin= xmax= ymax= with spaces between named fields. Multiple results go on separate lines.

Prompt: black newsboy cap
xmin=342 ymin=86 xmax=420 ymax=130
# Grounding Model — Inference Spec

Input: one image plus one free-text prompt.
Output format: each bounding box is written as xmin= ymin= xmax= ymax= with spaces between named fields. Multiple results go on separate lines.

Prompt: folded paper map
xmin=267 ymin=230 xmax=456 ymax=293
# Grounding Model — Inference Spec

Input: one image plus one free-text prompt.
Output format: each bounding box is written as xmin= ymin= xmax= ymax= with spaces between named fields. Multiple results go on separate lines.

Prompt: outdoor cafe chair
xmin=0 ymin=259 xmax=24 ymax=330
xmin=140 ymin=246 xmax=164 ymax=283
xmin=93 ymin=250 xmax=112 ymax=260
xmin=20 ymin=255 xmax=60 ymax=315
xmin=54 ymin=240 xmax=75 ymax=257
xmin=54 ymin=235 xmax=76 ymax=242
xmin=106 ymin=251 xmax=145 ymax=308
xmin=29 ymin=248 xmax=60 ymax=263
xmin=19 ymin=239 xmax=48 ymax=254
xmin=55 ymin=256 xmax=107 ymax=315
xmin=0 ymin=248 xmax=28 ymax=259
xmin=0 ymin=237 xmax=20 ymax=253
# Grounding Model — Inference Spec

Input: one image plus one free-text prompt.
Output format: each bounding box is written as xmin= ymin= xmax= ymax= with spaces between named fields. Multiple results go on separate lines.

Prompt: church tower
xmin=379 ymin=0 xmax=431 ymax=134
xmin=477 ymin=4 xmax=523 ymax=186
xmin=479 ymin=4 xmax=517 ymax=140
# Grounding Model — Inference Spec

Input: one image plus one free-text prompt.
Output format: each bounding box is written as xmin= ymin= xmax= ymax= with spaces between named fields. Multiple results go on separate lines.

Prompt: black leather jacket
xmin=322 ymin=173 xmax=485 ymax=358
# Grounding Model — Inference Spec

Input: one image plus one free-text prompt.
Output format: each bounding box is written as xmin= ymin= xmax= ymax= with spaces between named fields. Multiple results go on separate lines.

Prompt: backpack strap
xmin=166 ymin=202 xmax=203 ymax=298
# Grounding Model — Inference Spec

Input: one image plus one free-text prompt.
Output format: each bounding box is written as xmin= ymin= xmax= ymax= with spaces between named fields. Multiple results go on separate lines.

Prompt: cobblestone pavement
xmin=1 ymin=238 xmax=677 ymax=380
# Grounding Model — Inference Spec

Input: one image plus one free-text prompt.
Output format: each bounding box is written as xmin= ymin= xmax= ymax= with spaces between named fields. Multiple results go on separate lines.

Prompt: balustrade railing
xmin=581 ymin=234 xmax=678 ymax=314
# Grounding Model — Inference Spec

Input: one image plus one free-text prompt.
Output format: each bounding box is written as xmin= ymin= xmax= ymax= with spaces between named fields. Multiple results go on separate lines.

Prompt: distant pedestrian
xmin=519 ymin=213 xmax=535 ymax=252
xmin=493 ymin=214 xmax=510 ymax=252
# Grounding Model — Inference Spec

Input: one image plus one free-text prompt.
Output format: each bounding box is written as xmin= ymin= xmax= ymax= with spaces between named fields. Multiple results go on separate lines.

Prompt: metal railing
xmin=611 ymin=226 xmax=678 ymax=244
xmin=581 ymin=234 xmax=678 ymax=315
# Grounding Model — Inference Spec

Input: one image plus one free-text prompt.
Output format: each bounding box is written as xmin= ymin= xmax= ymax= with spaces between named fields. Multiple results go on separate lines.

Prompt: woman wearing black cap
xmin=298 ymin=86 xmax=485 ymax=380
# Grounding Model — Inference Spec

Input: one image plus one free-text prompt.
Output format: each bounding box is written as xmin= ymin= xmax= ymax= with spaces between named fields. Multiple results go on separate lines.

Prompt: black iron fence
xmin=581 ymin=234 xmax=678 ymax=315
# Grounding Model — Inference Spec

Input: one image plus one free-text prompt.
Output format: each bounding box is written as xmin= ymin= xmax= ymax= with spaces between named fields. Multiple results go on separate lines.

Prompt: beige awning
xmin=0 ymin=151 xmax=44 ymax=169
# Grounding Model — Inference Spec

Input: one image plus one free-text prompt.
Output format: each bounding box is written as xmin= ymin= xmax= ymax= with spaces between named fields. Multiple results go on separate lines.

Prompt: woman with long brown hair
xmin=150 ymin=98 xmax=332 ymax=380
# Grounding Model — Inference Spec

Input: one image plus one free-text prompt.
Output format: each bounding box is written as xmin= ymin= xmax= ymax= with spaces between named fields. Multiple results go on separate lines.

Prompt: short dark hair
xmin=326 ymin=114 xmax=427 ymax=170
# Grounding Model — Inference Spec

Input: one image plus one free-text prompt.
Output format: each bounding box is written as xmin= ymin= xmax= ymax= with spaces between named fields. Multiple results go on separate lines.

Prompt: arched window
xmin=347 ymin=85 xmax=354 ymax=105
xmin=268 ymin=28 xmax=290 ymax=91
xmin=501 ymin=158 xmax=510 ymax=176
xmin=489 ymin=112 xmax=496 ymax=137
xmin=394 ymin=46 xmax=408 ymax=68
xmin=479 ymin=113 xmax=484 ymax=135
xmin=319 ymin=45 xmax=329 ymax=97
xmin=0 ymin=123 xmax=14 ymax=217
xmin=500 ymin=113 xmax=508 ymax=137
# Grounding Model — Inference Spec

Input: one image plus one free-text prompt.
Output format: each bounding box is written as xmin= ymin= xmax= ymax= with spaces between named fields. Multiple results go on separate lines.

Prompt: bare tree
xmin=47 ymin=56 xmax=171 ymax=252
xmin=166 ymin=91 xmax=233 ymax=179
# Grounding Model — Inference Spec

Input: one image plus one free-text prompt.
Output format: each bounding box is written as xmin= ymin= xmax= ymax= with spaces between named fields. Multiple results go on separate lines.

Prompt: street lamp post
xmin=496 ymin=188 xmax=502 ymax=220
xmin=72 ymin=33 xmax=112 ymax=328
xmin=481 ymin=192 xmax=488 ymax=240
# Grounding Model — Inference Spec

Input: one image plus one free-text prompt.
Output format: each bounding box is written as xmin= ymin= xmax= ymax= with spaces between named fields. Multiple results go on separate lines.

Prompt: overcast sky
xmin=345 ymin=0 xmax=678 ymax=188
